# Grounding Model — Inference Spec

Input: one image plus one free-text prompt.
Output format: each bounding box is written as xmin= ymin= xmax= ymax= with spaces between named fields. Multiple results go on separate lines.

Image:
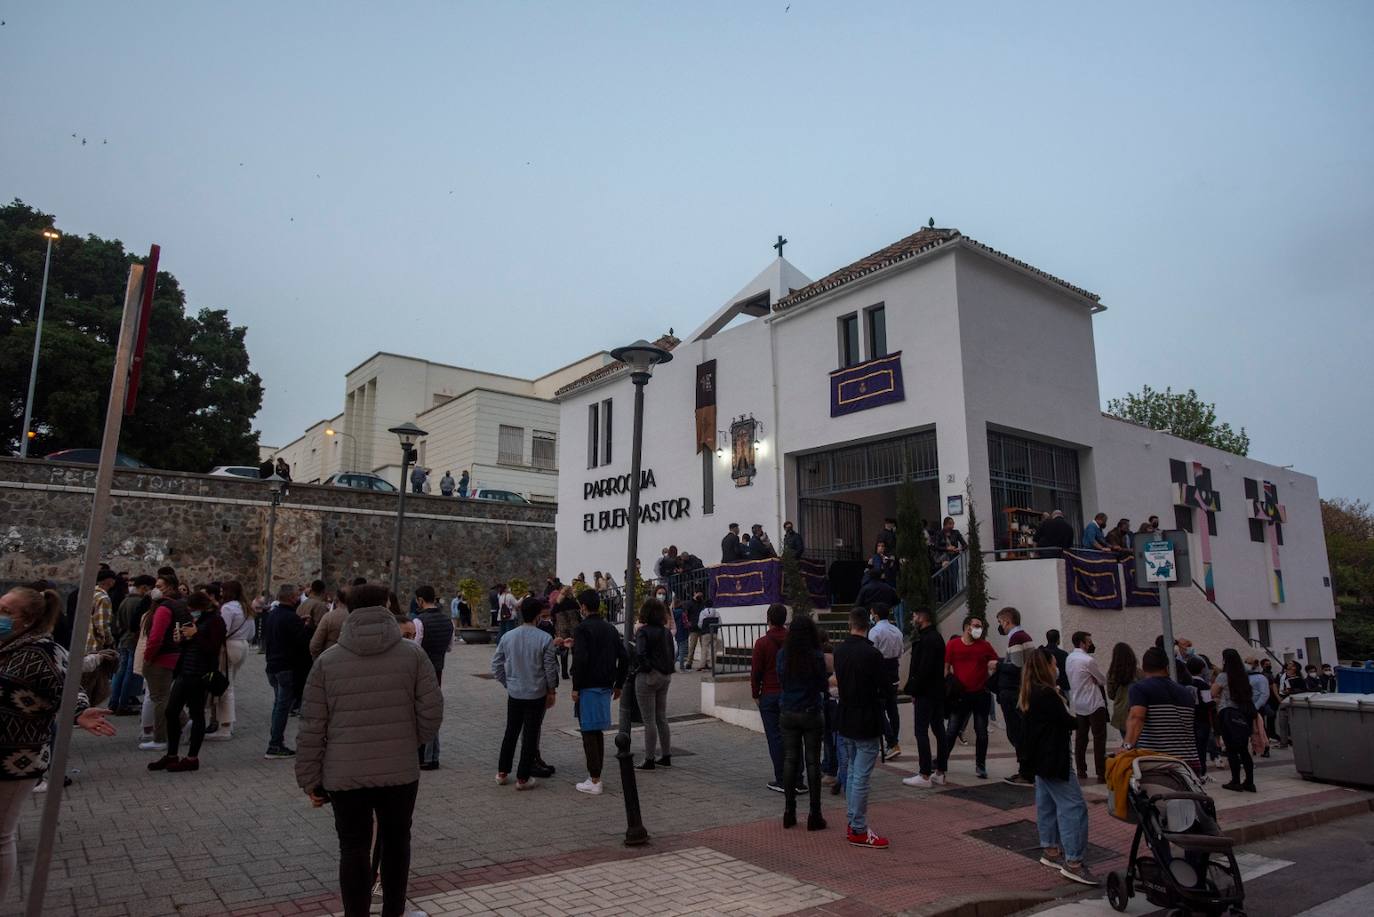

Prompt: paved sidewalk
xmin=8 ymin=644 xmax=1371 ymax=917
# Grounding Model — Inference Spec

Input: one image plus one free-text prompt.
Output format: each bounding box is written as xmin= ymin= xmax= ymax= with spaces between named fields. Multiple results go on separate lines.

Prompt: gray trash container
xmin=1287 ymin=693 xmax=1374 ymax=787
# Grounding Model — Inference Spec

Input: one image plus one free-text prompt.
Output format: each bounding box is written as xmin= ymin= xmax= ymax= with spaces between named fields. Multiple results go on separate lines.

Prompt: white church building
xmin=554 ymin=226 xmax=1337 ymax=666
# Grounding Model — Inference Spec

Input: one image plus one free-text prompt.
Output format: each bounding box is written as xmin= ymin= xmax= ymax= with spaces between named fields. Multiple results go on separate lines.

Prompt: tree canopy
xmin=1322 ymin=498 xmax=1374 ymax=603
xmin=1105 ymin=385 xmax=1250 ymax=456
xmin=1 ymin=199 xmax=262 ymax=470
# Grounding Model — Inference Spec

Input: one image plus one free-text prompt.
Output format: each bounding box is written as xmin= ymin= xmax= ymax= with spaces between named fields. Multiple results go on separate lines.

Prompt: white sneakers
xmin=901 ymin=771 xmax=947 ymax=788
xmin=495 ymin=773 xmax=508 ymax=786
xmin=575 ymin=778 xmax=603 ymax=795
xmin=515 ymin=778 xmax=539 ymax=791
xmin=204 ymin=729 xmax=233 ymax=742
xmin=138 ymin=740 xmax=167 ymax=751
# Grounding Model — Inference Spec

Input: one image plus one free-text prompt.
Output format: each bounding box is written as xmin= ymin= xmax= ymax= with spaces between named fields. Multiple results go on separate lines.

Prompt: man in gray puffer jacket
xmin=295 ymin=583 xmax=442 ymax=917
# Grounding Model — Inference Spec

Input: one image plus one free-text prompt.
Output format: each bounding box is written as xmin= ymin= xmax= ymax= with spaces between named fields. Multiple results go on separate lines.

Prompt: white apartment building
xmin=273 ymin=350 xmax=612 ymax=503
xmin=554 ymin=227 xmax=1338 ymax=666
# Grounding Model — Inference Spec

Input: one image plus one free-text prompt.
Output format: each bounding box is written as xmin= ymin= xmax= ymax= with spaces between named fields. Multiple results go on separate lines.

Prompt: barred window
xmin=498 ymin=425 xmax=524 ymax=465
xmin=532 ymin=431 xmax=557 ymax=471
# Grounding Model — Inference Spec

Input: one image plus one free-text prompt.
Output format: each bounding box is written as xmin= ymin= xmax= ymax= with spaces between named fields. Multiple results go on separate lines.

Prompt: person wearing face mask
xmin=1065 ymin=632 xmax=1107 ymax=782
xmin=993 ymin=607 xmax=1036 ymax=787
xmin=0 ymin=586 xmax=118 ymax=899
xmin=943 ymin=616 xmax=999 ymax=778
xmin=867 ymin=605 xmax=903 ymax=761
xmin=139 ymin=575 xmax=189 ymax=752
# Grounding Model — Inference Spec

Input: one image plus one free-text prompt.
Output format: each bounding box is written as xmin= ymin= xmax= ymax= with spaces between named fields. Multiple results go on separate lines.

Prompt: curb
xmin=900 ymin=892 xmax=1057 ymax=917
xmin=1223 ymin=792 xmax=1374 ymax=846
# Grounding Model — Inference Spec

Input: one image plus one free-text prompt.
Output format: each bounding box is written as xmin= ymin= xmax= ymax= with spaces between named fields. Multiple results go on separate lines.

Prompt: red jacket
xmin=750 ymin=626 xmax=787 ymax=699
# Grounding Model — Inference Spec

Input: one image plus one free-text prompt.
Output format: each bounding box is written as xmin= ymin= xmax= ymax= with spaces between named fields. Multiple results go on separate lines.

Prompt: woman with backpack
xmin=1210 ymin=648 xmax=1263 ymax=792
xmin=148 ymin=590 xmax=226 ymax=773
xmin=633 ymin=599 xmax=675 ymax=770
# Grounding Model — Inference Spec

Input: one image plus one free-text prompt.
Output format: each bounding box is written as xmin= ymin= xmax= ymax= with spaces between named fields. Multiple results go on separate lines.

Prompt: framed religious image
xmin=730 ymin=416 xmax=757 ymax=487
xmin=946 ymin=494 xmax=964 ymax=516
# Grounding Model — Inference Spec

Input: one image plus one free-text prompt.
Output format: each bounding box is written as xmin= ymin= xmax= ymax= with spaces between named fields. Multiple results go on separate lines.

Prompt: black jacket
xmin=833 ymin=634 xmax=893 ymax=740
xmin=263 ymin=603 xmax=310 ymax=676
xmin=571 ymin=615 xmax=629 ymax=691
xmin=1043 ymin=644 xmax=1071 ymax=693
xmin=904 ymin=624 xmax=946 ymax=699
xmin=855 ymin=577 xmax=899 ymax=611
xmin=721 ymin=532 xmax=742 ymax=563
xmin=175 ymin=610 xmax=227 ymax=680
xmin=417 ymin=607 xmax=454 ymax=676
xmin=783 ymin=530 xmax=804 ymax=557
xmin=634 ymin=625 xmax=676 ymax=677
xmin=1021 ymin=685 xmax=1074 ymax=781
xmin=1034 ymin=517 xmax=1075 ymax=552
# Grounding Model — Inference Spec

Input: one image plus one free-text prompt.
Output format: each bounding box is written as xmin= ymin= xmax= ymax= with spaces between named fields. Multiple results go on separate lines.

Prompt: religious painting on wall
xmin=829 ymin=351 xmax=905 ymax=417
xmin=1171 ymin=459 xmax=1220 ymax=603
xmin=695 ymin=360 xmax=717 ymax=454
xmin=1246 ymin=478 xmax=1287 ymax=604
xmin=731 ymin=415 xmax=757 ymax=487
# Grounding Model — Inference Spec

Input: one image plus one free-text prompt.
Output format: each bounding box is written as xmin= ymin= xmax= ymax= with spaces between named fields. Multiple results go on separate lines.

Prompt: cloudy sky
xmin=3 ymin=2 xmax=1371 ymax=501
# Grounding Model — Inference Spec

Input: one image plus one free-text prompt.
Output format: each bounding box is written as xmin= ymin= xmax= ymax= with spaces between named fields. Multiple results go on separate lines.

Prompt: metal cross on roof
xmin=773 ymin=234 xmax=787 ymax=258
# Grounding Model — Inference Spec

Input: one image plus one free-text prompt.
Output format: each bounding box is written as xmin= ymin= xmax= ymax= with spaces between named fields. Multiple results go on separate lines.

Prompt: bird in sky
xmin=81 ymin=138 xmax=87 ymax=145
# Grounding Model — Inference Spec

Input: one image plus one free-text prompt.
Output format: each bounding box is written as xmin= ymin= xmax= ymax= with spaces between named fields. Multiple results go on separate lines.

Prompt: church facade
xmin=554 ymin=227 xmax=1336 ymax=666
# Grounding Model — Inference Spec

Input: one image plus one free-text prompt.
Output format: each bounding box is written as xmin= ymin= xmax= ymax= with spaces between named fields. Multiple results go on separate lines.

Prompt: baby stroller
xmin=1106 ymin=756 xmax=1246 ymax=917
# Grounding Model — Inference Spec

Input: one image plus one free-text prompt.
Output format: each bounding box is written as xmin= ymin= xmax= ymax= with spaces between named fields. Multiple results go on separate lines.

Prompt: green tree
xmin=1105 ymin=385 xmax=1250 ymax=456
xmin=965 ymin=486 xmax=990 ymax=619
xmin=780 ymin=546 xmax=813 ymax=617
xmin=895 ymin=478 xmax=931 ymax=631
xmin=1 ymin=199 xmax=262 ymax=468
xmin=1322 ymin=498 xmax=1374 ymax=602
xmin=456 ymin=577 xmax=484 ymax=613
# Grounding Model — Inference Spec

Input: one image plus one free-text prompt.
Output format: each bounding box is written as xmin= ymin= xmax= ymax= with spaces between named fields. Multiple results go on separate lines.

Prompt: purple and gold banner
xmin=1064 ymin=550 xmax=1123 ymax=610
xmin=830 ymin=351 xmax=905 ymax=417
xmin=800 ymin=557 xmax=831 ymax=609
xmin=1121 ymin=556 xmax=1160 ymax=607
xmin=710 ymin=558 xmax=782 ymax=608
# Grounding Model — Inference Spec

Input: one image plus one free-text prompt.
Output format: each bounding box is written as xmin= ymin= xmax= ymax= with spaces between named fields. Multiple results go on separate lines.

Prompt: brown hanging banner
xmin=695 ymin=359 xmax=717 ymax=454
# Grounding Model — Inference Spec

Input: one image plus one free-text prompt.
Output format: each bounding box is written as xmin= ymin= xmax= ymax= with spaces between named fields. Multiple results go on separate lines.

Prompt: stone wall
xmin=0 ymin=457 xmax=555 ymax=598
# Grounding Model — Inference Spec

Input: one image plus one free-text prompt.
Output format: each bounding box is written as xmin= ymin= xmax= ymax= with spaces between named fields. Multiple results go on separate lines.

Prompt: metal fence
xmin=594 ymin=566 xmax=713 ymax=625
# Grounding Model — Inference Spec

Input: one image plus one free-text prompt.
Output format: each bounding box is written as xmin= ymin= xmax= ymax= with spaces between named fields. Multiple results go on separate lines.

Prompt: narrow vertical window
xmin=601 ymin=399 xmax=613 ymax=465
xmin=498 ymin=425 xmax=524 ymax=465
xmin=587 ymin=404 xmax=599 ymax=468
xmin=838 ymin=313 xmax=860 ymax=367
xmin=702 ymin=450 xmax=714 ymax=515
xmin=865 ymin=304 xmax=887 ymax=358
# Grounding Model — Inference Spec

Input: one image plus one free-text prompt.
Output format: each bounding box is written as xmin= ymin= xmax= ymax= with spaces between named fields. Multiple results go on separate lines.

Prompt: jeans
xmin=913 ymin=694 xmax=950 ymax=775
xmin=331 ymin=781 xmax=418 ymax=917
xmin=498 ymin=696 xmax=547 ymax=780
xmin=420 ymin=669 xmax=444 ymax=764
xmin=1194 ymin=720 xmax=1212 ymax=777
xmin=946 ymin=691 xmax=991 ymax=768
xmin=880 ymin=659 xmax=900 ymax=750
xmin=781 ymin=708 xmax=824 ymax=817
xmin=675 ymin=636 xmax=689 ymax=669
xmin=842 ymin=736 xmax=881 ymax=832
xmin=267 ymin=669 xmax=295 ymax=750
xmin=1035 ymin=772 xmax=1089 ymax=863
xmin=166 ymin=676 xmax=208 ymax=759
xmin=822 ymin=697 xmax=839 ymax=777
xmin=0 ymin=778 xmax=37 ymax=901
xmin=109 ymin=646 xmax=143 ymax=711
xmin=758 ymin=693 xmax=784 ymax=783
xmin=1074 ymin=707 xmax=1107 ymax=779
xmin=635 ymin=670 xmax=672 ymax=760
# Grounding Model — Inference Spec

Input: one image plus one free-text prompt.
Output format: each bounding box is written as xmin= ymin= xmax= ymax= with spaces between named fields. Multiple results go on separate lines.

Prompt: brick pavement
xmin=8 ymin=643 xmax=1369 ymax=916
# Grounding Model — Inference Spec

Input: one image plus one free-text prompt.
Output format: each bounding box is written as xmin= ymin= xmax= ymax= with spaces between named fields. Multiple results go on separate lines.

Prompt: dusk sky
xmin=3 ymin=2 xmax=1371 ymax=502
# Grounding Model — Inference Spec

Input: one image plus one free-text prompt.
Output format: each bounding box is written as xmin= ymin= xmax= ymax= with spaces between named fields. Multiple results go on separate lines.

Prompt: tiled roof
xmin=772 ymin=227 xmax=1100 ymax=311
xmin=553 ymin=333 xmax=681 ymax=398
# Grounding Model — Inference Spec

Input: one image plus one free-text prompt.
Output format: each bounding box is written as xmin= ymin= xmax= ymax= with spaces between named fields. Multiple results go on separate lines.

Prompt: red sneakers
xmin=846 ymin=826 xmax=890 ymax=849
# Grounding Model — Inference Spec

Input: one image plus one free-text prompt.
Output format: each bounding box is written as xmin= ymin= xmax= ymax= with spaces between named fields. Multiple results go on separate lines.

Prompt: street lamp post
xmin=388 ymin=421 xmax=427 ymax=596
xmin=609 ymin=338 xmax=673 ymax=848
xmin=19 ymin=228 xmax=60 ymax=457
xmin=325 ymin=427 xmax=357 ymax=473
xmin=259 ymin=474 xmax=285 ymax=653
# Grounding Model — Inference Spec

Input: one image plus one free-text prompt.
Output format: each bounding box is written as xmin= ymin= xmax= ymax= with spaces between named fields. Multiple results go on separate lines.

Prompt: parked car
xmin=45 ymin=449 xmax=148 ymax=468
xmin=323 ymin=472 xmax=398 ymax=493
xmin=208 ymin=465 xmax=262 ymax=478
xmin=470 ymin=488 xmax=530 ymax=505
